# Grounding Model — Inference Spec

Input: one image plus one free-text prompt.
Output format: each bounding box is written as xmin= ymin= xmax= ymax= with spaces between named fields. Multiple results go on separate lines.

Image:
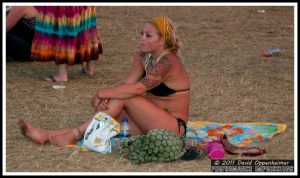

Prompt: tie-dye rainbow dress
xmin=31 ymin=6 xmax=102 ymax=65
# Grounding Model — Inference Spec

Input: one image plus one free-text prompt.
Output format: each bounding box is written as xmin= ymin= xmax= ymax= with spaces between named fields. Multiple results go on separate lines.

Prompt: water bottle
xmin=260 ymin=47 xmax=280 ymax=57
xmin=119 ymin=118 xmax=131 ymax=138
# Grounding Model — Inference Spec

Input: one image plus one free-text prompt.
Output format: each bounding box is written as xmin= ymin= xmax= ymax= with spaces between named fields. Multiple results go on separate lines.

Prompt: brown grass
xmin=5 ymin=6 xmax=294 ymax=174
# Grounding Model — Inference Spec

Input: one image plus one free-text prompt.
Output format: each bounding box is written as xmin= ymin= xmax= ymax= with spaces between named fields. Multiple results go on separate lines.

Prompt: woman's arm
xmin=91 ymin=52 xmax=145 ymax=110
xmin=92 ymin=55 xmax=172 ymax=110
xmin=97 ymin=55 xmax=171 ymax=99
xmin=97 ymin=82 xmax=146 ymax=99
xmin=6 ymin=7 xmax=26 ymax=32
xmin=92 ymin=81 xmax=147 ymax=111
xmin=6 ymin=6 xmax=36 ymax=32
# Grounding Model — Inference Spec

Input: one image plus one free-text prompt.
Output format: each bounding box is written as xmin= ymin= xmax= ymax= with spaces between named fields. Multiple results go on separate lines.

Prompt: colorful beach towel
xmin=69 ymin=121 xmax=286 ymax=151
xmin=186 ymin=121 xmax=287 ymax=148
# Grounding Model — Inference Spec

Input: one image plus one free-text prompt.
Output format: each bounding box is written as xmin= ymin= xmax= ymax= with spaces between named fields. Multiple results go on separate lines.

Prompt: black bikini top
xmin=150 ymin=82 xmax=177 ymax=96
xmin=141 ymin=71 xmax=189 ymax=96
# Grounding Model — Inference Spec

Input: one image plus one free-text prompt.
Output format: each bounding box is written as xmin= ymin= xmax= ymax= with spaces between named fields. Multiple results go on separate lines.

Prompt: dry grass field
xmin=4 ymin=5 xmax=295 ymax=174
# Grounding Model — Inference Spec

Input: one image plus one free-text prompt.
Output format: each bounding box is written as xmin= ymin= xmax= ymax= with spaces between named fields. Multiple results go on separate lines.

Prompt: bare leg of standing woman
xmin=82 ymin=61 xmax=95 ymax=78
xmin=43 ymin=64 xmax=68 ymax=83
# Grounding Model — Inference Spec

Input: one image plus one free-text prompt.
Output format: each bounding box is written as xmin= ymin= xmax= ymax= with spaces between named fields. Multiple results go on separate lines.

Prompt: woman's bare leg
xmin=56 ymin=64 xmax=68 ymax=82
xmin=43 ymin=64 xmax=68 ymax=82
xmin=48 ymin=117 xmax=93 ymax=147
xmin=120 ymin=96 xmax=181 ymax=135
xmin=99 ymin=96 xmax=182 ymax=135
xmin=19 ymin=118 xmax=75 ymax=145
xmin=85 ymin=61 xmax=95 ymax=76
xmin=49 ymin=111 xmax=144 ymax=147
xmin=48 ymin=95 xmax=182 ymax=147
xmin=47 ymin=99 xmax=130 ymax=147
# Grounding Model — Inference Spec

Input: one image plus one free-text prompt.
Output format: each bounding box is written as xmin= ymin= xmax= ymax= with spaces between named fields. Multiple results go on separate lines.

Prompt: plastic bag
xmin=82 ymin=112 xmax=120 ymax=154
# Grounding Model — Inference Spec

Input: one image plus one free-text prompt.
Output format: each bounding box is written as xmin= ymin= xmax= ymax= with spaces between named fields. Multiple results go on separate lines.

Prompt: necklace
xmin=145 ymin=49 xmax=171 ymax=72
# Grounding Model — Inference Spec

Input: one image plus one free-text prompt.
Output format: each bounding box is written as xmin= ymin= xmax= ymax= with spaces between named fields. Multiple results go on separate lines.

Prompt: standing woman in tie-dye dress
xmin=31 ymin=6 xmax=102 ymax=83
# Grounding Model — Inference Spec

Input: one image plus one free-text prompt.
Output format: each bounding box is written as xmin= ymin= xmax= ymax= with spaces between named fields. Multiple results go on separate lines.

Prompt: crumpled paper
xmin=82 ymin=112 xmax=120 ymax=154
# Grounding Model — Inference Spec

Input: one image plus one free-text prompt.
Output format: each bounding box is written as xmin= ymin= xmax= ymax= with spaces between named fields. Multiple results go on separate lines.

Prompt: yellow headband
xmin=151 ymin=16 xmax=175 ymax=41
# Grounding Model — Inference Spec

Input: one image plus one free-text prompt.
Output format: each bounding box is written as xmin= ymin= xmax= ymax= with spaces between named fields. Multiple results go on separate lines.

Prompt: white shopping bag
xmin=82 ymin=112 xmax=120 ymax=154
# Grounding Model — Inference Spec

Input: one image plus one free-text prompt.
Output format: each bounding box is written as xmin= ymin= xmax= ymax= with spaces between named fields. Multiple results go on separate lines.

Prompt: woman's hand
xmin=91 ymin=93 xmax=109 ymax=111
xmin=96 ymin=98 xmax=110 ymax=111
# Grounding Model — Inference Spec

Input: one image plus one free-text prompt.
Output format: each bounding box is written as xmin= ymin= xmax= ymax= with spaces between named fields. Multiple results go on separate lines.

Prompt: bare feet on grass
xmin=19 ymin=118 xmax=49 ymax=145
xmin=49 ymin=127 xmax=82 ymax=147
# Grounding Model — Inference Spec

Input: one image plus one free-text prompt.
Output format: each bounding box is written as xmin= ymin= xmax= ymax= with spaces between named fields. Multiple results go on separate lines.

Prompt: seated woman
xmin=19 ymin=16 xmax=190 ymax=147
xmin=6 ymin=6 xmax=37 ymax=61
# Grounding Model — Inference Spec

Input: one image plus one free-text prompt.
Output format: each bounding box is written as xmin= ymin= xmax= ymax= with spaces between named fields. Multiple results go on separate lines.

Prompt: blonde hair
xmin=150 ymin=16 xmax=180 ymax=54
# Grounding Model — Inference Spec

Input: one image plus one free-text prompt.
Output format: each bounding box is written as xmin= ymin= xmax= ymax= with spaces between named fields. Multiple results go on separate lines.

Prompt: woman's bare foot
xmin=81 ymin=68 xmax=94 ymax=78
xmin=43 ymin=75 xmax=68 ymax=83
xmin=81 ymin=61 xmax=95 ymax=78
xmin=19 ymin=118 xmax=49 ymax=145
xmin=49 ymin=127 xmax=82 ymax=147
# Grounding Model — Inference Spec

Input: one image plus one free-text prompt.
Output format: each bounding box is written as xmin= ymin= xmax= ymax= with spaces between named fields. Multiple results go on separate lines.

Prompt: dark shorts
xmin=176 ymin=118 xmax=187 ymax=137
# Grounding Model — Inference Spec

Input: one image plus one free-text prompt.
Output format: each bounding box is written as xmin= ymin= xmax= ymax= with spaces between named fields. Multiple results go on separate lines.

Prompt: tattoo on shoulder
xmin=140 ymin=77 xmax=160 ymax=89
xmin=156 ymin=56 xmax=171 ymax=71
xmin=140 ymin=56 xmax=171 ymax=89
